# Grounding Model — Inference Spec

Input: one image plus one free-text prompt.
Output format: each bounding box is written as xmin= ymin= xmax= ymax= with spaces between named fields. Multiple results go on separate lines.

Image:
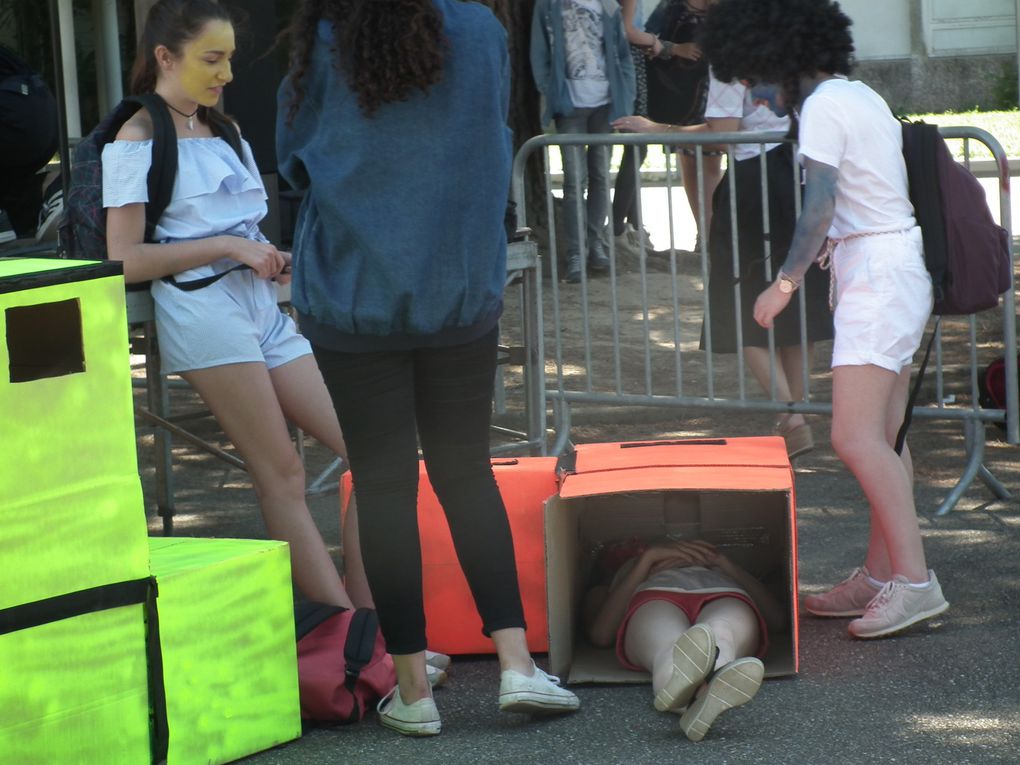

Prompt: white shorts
xmin=830 ymin=227 xmax=933 ymax=374
xmin=151 ymin=267 xmax=311 ymax=375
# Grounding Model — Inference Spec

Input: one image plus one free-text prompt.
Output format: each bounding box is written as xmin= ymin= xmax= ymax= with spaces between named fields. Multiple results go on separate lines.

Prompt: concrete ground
xmin=136 ymin=395 xmax=1020 ymax=765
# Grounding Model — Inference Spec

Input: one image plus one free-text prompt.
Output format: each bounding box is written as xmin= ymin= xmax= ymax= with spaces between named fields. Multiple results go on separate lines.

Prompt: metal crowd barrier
xmin=510 ymin=127 xmax=1017 ymax=515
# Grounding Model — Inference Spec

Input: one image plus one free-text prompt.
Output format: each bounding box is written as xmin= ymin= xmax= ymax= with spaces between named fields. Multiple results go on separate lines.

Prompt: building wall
xmin=841 ymin=0 xmax=1018 ymax=112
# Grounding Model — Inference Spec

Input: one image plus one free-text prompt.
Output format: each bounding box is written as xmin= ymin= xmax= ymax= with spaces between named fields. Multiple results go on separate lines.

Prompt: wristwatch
xmin=777 ymin=272 xmax=799 ymax=294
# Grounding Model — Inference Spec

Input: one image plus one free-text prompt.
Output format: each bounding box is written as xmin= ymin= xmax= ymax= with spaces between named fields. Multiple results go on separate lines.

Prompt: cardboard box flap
xmin=557 ymin=438 xmax=793 ymax=498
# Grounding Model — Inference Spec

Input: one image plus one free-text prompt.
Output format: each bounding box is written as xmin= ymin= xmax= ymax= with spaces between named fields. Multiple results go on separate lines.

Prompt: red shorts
xmin=615 ymin=590 xmax=769 ymax=672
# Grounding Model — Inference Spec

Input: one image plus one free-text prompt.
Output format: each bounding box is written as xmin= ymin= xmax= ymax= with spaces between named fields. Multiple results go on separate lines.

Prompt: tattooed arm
xmin=753 ymin=158 xmax=838 ymax=328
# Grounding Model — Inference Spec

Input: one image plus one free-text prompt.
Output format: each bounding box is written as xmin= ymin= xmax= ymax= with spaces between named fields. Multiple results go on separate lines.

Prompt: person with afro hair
xmin=699 ymin=0 xmax=949 ymax=639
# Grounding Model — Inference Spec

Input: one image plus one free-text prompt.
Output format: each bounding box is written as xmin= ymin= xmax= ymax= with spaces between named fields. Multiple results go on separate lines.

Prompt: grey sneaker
xmin=565 ymin=253 xmax=582 ymax=283
xmin=377 ymin=686 xmax=442 ymax=736
xmin=653 ymin=623 xmax=716 ymax=713
xmin=803 ymin=567 xmax=883 ymax=617
xmin=848 ymin=572 xmax=949 ymax=639
xmin=499 ymin=662 xmax=580 ymax=714
xmin=678 ymin=657 xmax=764 ymax=742
xmin=626 ymin=224 xmax=656 ymax=252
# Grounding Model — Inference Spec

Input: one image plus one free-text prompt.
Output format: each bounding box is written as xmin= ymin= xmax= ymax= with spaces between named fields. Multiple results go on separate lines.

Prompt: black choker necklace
xmin=165 ymin=101 xmax=200 ymax=130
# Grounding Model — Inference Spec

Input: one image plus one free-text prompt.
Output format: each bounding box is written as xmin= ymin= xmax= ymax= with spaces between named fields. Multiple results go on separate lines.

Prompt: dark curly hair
xmin=283 ymin=0 xmax=446 ymax=120
xmin=701 ymin=0 xmax=854 ymax=121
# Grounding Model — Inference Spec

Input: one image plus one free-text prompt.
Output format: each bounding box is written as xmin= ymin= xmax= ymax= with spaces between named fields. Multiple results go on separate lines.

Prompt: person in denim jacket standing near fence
xmin=531 ymin=0 xmax=635 ymax=283
xmin=277 ymin=0 xmax=580 ymax=738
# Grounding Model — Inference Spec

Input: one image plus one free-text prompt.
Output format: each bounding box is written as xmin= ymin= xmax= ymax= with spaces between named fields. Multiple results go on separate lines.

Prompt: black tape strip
xmin=144 ymin=579 xmax=169 ymax=765
xmin=0 ymin=578 xmax=151 ymax=635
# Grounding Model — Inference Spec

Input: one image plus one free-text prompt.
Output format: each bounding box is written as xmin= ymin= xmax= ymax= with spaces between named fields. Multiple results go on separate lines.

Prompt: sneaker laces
xmin=863 ymin=580 xmax=897 ymax=614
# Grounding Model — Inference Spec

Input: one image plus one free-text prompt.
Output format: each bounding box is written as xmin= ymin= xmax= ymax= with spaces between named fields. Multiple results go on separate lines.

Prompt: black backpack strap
xmin=294 ymin=601 xmax=348 ymax=640
xmin=128 ymin=93 xmax=178 ymax=244
xmin=895 ymin=316 xmax=941 ymax=455
xmin=161 ymin=263 xmax=250 ymax=291
xmin=205 ymin=107 xmax=244 ymax=162
xmin=342 ymin=608 xmax=381 ymax=723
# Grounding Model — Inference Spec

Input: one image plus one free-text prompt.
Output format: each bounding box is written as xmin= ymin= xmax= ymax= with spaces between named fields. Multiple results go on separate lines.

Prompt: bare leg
xmin=679 ymin=152 xmax=724 ymax=243
xmin=622 ymin=600 xmax=693 ymax=693
xmin=183 ymin=360 xmax=353 ymax=608
xmin=695 ymin=598 xmax=759 ymax=669
xmin=268 ymin=355 xmax=374 ymax=606
xmin=831 ymin=364 xmax=928 ymax=582
xmin=743 ymin=345 xmax=815 ymax=431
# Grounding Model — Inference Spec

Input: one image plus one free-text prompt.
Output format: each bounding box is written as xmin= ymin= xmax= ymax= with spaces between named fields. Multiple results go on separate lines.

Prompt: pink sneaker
xmin=803 ymin=567 xmax=883 ymax=617
xmin=848 ymin=573 xmax=949 ymax=639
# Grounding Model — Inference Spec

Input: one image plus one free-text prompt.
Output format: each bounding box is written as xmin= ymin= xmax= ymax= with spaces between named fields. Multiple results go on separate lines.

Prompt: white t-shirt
xmin=562 ymin=0 xmax=610 ymax=108
xmin=797 ymin=78 xmax=915 ymax=238
xmin=704 ymin=72 xmax=789 ymax=162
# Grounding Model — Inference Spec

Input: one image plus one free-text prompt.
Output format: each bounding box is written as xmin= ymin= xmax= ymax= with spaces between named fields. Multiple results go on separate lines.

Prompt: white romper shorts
xmin=151 ymin=265 xmax=311 ymax=376
xmin=830 ymin=226 xmax=933 ymax=374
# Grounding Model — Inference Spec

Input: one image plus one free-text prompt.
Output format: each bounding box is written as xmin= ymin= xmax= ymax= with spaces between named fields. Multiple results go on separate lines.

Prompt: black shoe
xmin=565 ymin=254 xmax=582 ymax=283
xmin=588 ymin=250 xmax=610 ymax=272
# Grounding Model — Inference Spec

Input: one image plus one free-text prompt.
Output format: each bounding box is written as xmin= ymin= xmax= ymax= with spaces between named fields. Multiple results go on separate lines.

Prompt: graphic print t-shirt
xmin=562 ymin=0 xmax=610 ymax=108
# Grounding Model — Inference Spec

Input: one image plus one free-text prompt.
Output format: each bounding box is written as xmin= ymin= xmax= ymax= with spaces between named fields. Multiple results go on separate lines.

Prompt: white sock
xmin=865 ymin=574 xmax=886 ymax=589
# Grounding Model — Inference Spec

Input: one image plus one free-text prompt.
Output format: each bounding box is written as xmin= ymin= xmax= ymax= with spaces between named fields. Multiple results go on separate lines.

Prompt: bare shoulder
xmin=114 ymin=109 xmax=155 ymax=142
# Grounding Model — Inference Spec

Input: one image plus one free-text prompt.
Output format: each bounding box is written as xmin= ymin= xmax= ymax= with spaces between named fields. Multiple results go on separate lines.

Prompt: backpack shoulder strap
xmin=206 ymin=108 xmax=244 ymax=162
xmin=125 ymin=93 xmax=178 ymax=243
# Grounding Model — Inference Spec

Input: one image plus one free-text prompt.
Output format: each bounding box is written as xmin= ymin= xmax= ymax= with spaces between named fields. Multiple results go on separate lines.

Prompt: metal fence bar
xmin=510 ymin=126 xmax=1018 ymax=513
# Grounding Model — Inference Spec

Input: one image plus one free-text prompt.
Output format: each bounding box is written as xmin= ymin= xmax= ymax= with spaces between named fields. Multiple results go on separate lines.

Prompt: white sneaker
xmin=803 ymin=566 xmax=883 ymax=617
xmin=678 ymin=657 xmax=764 ymax=742
xmin=377 ymin=686 xmax=441 ymax=736
xmin=498 ymin=662 xmax=580 ymax=714
xmin=425 ymin=649 xmax=451 ymax=671
xmin=426 ymin=663 xmax=448 ymax=688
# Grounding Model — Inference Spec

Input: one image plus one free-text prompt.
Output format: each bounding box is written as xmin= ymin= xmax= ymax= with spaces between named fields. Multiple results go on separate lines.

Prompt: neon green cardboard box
xmin=0 ymin=259 xmax=153 ymax=764
xmin=0 ymin=259 xmax=149 ymax=609
xmin=149 ymin=537 xmax=302 ymax=765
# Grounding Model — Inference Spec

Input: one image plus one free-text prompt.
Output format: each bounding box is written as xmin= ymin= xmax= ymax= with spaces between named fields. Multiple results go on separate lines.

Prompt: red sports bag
xmin=295 ymin=604 xmax=395 ymax=723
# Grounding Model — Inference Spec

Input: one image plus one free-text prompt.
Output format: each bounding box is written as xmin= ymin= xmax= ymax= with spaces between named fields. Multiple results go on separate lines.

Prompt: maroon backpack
xmin=900 ymin=120 xmax=1012 ymax=316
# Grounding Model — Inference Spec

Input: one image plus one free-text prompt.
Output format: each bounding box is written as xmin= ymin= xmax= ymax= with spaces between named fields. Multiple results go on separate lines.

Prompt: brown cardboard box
xmin=544 ymin=438 xmax=799 ymax=683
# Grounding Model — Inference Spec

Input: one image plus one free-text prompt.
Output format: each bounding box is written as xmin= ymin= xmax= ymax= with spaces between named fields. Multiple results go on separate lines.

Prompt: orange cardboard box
xmin=545 ymin=437 xmax=799 ymax=682
xmin=341 ymin=457 xmax=557 ymax=654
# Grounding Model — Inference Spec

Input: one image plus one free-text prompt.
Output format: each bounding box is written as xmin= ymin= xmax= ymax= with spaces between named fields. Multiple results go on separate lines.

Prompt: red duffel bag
xmin=295 ymin=603 xmax=396 ymax=723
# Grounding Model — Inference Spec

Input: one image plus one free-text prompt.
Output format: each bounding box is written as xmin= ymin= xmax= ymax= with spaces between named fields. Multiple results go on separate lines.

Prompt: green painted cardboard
xmin=0 ymin=604 xmax=151 ymax=765
xmin=149 ymin=537 xmax=302 ymax=765
xmin=0 ymin=260 xmax=148 ymax=609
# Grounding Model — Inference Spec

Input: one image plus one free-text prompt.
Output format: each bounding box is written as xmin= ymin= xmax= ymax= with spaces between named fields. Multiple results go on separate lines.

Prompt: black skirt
xmin=700 ymin=142 xmax=834 ymax=352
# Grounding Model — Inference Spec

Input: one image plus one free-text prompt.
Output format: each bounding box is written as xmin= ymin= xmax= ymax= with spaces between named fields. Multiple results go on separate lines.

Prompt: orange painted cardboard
xmin=340 ymin=457 xmax=557 ymax=654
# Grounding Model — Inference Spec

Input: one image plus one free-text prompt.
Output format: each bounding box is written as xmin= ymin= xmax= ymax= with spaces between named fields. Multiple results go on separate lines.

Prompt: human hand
xmin=228 ymin=238 xmax=287 ymax=280
xmin=645 ymin=37 xmax=664 ymax=58
xmin=611 ymin=115 xmax=662 ymax=134
xmin=673 ymin=42 xmax=701 ymax=62
xmin=640 ymin=539 xmax=716 ymax=574
xmin=272 ymin=250 xmax=293 ymax=285
xmin=753 ymin=281 xmax=793 ymax=329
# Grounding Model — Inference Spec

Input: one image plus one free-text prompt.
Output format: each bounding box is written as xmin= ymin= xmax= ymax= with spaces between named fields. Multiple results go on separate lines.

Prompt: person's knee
xmin=251 ymin=450 xmax=306 ymax=500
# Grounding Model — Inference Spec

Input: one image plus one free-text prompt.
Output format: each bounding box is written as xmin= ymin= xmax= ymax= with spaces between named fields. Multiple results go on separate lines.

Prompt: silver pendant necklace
xmin=165 ymin=101 xmax=199 ymax=130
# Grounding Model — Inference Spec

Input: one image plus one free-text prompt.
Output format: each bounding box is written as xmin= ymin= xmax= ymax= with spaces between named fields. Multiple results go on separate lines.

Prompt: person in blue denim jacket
xmin=531 ymin=0 xmax=635 ymax=283
xmin=277 ymin=0 xmax=580 ymax=738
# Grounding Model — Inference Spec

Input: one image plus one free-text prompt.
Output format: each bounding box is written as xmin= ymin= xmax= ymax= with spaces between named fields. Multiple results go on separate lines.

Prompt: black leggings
xmin=312 ymin=327 xmax=526 ymax=654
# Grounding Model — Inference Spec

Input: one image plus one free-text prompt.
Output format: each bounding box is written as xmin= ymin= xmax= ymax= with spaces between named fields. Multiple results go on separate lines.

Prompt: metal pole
xmin=47 ymin=0 xmax=71 ymax=204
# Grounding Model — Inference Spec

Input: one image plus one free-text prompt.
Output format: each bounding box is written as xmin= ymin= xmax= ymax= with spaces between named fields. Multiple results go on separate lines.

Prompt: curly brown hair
xmin=283 ymin=0 xmax=446 ymax=121
xmin=701 ymin=0 xmax=855 ymax=123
